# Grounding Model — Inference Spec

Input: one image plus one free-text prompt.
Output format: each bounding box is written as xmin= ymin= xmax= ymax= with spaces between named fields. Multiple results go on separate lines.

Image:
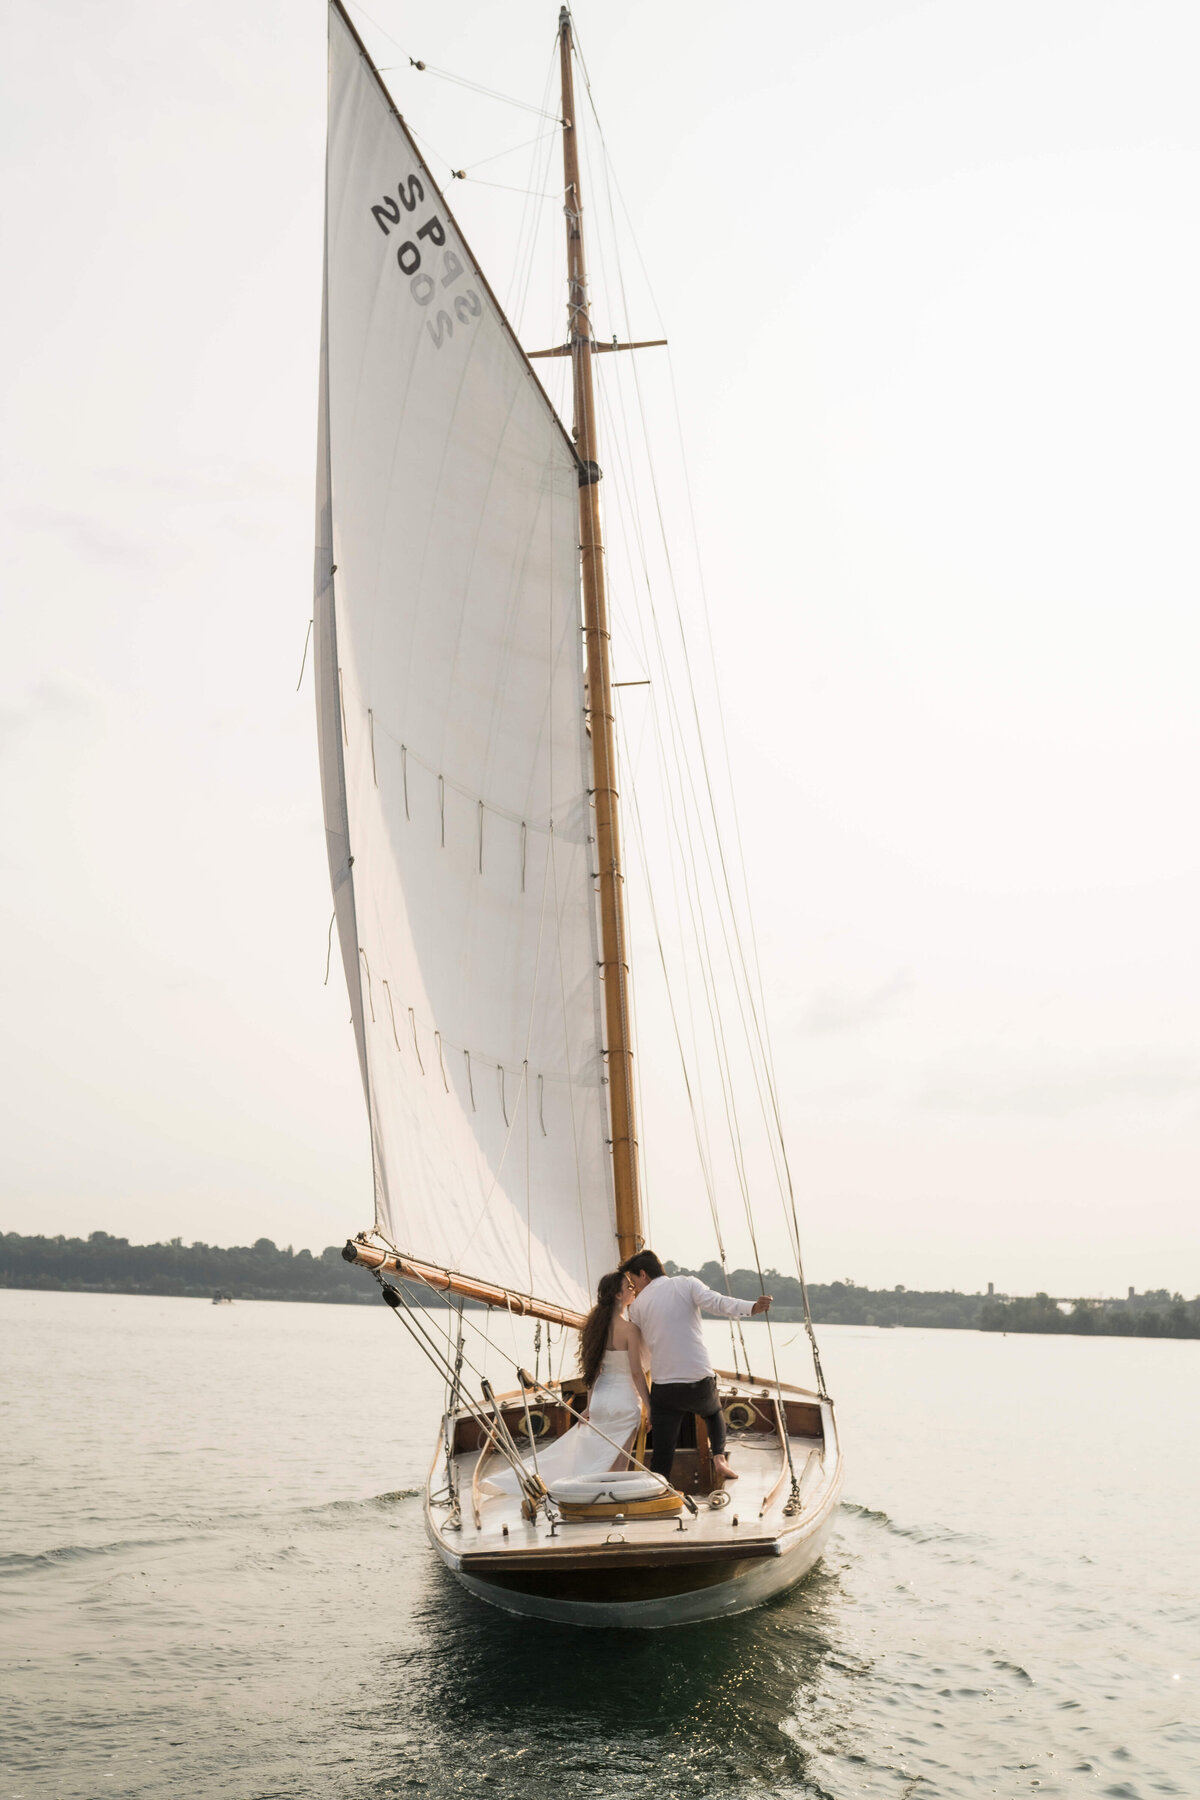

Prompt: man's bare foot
xmin=712 ymin=1455 xmax=738 ymax=1482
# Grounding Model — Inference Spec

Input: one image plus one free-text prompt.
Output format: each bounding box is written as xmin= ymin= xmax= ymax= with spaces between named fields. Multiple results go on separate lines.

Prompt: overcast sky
xmin=2 ymin=0 xmax=1198 ymax=1296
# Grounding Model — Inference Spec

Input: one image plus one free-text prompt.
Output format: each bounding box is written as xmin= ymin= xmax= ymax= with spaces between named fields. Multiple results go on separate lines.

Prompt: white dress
xmin=484 ymin=1348 xmax=642 ymax=1493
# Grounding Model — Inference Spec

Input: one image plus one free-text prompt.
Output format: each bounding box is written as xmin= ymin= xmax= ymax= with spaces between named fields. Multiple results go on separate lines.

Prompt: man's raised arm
xmin=688 ymin=1277 xmax=773 ymax=1318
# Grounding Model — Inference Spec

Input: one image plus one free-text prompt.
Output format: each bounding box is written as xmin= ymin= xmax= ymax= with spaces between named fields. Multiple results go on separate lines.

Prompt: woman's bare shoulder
xmin=611 ymin=1317 xmax=636 ymax=1348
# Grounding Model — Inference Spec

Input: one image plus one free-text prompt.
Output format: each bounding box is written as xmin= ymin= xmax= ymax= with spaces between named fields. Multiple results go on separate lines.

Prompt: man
xmin=620 ymin=1250 xmax=772 ymax=1486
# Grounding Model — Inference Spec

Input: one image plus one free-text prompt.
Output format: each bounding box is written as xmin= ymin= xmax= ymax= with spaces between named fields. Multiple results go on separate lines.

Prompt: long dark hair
xmin=579 ymin=1270 xmax=627 ymax=1390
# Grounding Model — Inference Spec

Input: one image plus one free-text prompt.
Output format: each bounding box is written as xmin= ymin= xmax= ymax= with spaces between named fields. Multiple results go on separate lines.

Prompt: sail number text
xmin=371 ymin=178 xmax=481 ymax=350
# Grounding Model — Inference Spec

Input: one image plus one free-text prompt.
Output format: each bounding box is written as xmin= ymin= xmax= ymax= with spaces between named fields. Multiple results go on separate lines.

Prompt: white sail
xmin=314 ymin=2 xmax=615 ymax=1311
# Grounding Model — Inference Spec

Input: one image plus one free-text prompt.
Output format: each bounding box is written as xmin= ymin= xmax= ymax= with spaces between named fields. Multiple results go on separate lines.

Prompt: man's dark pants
xmin=648 ymin=1376 xmax=726 ymax=1479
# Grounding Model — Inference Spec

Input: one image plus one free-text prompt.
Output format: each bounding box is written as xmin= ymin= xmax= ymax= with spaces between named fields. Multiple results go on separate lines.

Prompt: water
xmin=2 ymin=1291 xmax=1197 ymax=1799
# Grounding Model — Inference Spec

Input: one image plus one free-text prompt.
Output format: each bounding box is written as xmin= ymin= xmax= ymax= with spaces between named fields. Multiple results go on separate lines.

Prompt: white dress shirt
xmin=627 ymin=1275 xmax=753 ymax=1385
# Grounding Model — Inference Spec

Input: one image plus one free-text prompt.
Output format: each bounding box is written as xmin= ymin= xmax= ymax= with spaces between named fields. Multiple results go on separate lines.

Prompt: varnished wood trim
xmin=461 ymin=1537 xmax=780 ymax=1574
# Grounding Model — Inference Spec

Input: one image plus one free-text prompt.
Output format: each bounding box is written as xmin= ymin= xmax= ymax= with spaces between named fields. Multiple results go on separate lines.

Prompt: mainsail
xmin=315 ymin=1 xmax=616 ymax=1311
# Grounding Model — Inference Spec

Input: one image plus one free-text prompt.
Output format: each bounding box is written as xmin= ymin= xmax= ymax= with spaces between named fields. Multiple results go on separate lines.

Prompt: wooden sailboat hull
xmin=424 ymin=1378 xmax=844 ymax=1629
xmin=438 ymin=1489 xmax=840 ymax=1629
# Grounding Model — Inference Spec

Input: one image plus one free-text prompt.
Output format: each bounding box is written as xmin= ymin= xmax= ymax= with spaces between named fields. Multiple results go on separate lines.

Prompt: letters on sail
xmin=315 ymin=2 xmax=616 ymax=1313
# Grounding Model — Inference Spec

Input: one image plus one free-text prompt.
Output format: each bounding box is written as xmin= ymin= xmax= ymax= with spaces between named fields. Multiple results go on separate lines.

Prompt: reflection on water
xmin=356 ymin=1560 xmax=844 ymax=1797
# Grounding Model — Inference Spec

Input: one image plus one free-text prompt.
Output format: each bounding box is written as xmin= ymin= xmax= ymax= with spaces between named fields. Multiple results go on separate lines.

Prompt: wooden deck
xmin=423 ymin=1376 xmax=843 ymax=1626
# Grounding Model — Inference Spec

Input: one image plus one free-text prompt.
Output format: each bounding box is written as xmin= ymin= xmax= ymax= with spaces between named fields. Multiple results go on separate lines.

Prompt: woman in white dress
xmin=485 ymin=1271 xmax=651 ymax=1492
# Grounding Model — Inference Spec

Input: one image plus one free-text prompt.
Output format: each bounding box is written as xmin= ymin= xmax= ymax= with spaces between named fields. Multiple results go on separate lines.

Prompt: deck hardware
xmin=675 ymin=1516 xmax=687 ymax=1534
xmin=732 ymin=1515 xmax=739 ymax=1526
xmin=709 ymin=1490 xmax=731 ymax=1510
xmin=502 ymin=1524 xmax=509 ymax=1537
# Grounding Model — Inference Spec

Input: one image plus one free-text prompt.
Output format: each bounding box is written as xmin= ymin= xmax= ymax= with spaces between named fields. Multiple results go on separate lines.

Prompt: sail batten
xmin=316 ymin=2 xmax=616 ymax=1313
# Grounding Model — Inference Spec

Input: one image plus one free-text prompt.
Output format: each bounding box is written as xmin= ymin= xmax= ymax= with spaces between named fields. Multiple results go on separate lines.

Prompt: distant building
xmin=987 ymin=1282 xmax=994 ymax=1297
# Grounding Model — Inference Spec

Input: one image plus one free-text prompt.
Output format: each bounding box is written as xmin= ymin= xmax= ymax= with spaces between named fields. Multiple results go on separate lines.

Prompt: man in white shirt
xmin=621 ymin=1249 xmax=772 ymax=1486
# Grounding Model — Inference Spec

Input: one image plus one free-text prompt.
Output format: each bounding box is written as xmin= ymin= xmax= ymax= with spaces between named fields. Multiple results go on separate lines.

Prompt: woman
xmin=577 ymin=1269 xmax=652 ymax=1469
xmin=485 ymin=1270 xmax=651 ymax=1492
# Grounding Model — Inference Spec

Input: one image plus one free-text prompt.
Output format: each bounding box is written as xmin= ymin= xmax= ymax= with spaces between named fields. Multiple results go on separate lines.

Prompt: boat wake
xmin=840 ymin=1498 xmax=981 ymax=1548
xmin=0 ymin=1489 xmax=422 ymax=1578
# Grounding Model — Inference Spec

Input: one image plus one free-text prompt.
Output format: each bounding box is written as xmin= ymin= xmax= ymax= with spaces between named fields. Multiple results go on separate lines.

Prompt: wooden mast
xmin=558 ymin=7 xmax=642 ymax=1263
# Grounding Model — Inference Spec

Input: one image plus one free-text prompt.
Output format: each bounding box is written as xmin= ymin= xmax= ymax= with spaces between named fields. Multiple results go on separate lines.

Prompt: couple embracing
xmin=569 ymin=1250 xmax=772 ymax=1487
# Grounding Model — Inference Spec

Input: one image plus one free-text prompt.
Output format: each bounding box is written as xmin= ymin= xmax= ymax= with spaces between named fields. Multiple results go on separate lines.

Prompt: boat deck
xmin=425 ymin=1376 xmax=842 ymax=1615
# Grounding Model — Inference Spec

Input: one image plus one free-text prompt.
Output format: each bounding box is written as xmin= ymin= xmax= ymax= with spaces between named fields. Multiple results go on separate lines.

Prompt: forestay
xmin=314 ymin=1 xmax=615 ymax=1311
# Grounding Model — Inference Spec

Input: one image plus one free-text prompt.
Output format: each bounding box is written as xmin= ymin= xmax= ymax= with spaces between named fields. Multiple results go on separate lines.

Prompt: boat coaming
xmin=424 ymin=1377 xmax=844 ymax=1628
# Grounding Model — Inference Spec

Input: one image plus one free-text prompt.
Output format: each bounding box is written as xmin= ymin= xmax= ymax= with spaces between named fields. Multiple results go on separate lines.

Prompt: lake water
xmin=1 ymin=1289 xmax=1197 ymax=1799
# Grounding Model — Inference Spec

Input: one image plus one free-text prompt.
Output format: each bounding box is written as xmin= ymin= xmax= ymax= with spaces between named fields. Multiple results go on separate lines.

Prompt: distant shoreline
xmin=2 ymin=1232 xmax=1198 ymax=1339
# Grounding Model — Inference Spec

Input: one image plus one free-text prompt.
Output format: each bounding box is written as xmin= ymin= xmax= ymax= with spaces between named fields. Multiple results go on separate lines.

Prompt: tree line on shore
xmin=2 ymin=1232 xmax=1197 ymax=1337
xmin=663 ymin=1263 xmax=1200 ymax=1337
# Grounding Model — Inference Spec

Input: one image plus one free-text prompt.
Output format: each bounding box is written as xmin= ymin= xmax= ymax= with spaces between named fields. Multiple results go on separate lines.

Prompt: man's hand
xmin=751 ymin=1294 xmax=772 ymax=1315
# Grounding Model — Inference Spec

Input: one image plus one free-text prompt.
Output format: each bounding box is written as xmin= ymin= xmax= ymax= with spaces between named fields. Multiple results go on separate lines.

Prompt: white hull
xmin=425 ymin=1376 xmax=844 ymax=1630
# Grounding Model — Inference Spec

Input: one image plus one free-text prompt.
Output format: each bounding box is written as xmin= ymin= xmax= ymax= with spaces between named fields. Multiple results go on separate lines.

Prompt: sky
xmin=2 ymin=0 xmax=1198 ymax=1297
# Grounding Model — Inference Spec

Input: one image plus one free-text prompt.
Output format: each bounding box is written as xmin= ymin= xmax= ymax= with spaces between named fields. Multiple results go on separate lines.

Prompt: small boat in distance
xmin=318 ymin=0 xmax=843 ymax=1626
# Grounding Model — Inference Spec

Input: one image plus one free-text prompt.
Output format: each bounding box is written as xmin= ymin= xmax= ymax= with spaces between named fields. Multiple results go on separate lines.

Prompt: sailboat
xmin=316 ymin=0 xmax=844 ymax=1627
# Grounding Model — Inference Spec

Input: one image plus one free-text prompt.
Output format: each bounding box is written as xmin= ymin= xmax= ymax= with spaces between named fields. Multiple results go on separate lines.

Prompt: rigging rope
xmin=345 ymin=0 xmax=562 ymax=121
xmin=371 ymin=1271 xmax=545 ymax=1509
xmin=371 ymin=1268 xmax=680 ymax=1507
xmin=568 ymin=30 xmax=829 ymax=1398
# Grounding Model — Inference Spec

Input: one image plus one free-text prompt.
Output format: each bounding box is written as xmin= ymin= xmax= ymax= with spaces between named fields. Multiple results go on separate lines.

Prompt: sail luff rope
xmin=316 ymin=197 xmax=387 ymax=1246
